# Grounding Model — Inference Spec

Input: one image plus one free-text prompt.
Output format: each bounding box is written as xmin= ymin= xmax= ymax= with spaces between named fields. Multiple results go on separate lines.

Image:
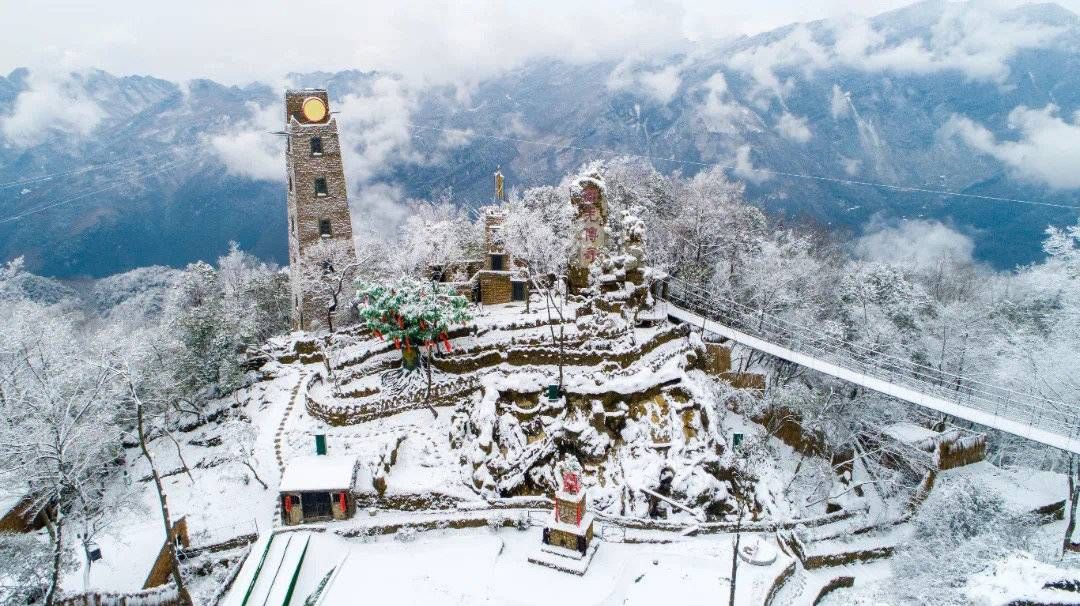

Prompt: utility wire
xmin=404 ymin=122 xmax=1080 ymax=212
xmin=0 ymin=142 xmax=209 ymax=190
xmin=0 ymin=155 xmax=201 ymax=224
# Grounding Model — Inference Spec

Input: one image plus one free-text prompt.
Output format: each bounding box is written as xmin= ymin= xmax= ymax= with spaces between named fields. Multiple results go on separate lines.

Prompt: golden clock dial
xmin=302 ymin=97 xmax=327 ymax=122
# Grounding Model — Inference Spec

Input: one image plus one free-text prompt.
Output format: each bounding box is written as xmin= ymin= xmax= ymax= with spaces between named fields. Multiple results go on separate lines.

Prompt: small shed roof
xmin=882 ymin=422 xmax=939 ymax=445
xmin=279 ymin=455 xmax=357 ymax=493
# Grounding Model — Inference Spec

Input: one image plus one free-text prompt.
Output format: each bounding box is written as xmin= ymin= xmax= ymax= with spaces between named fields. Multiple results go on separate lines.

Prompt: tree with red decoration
xmin=355 ymin=277 xmax=472 ymax=403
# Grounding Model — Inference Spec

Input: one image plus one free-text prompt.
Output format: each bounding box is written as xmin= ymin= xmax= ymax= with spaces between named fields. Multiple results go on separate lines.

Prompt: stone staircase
xmin=271 ymin=371 xmax=310 ymax=528
xmin=273 ymin=372 xmax=308 ymax=475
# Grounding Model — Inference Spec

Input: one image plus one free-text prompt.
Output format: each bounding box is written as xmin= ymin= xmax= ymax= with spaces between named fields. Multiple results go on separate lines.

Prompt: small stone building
xmin=279 ymin=455 xmax=357 ymax=525
xmin=880 ymin=422 xmax=986 ymax=471
xmin=432 ymin=176 xmax=529 ymax=305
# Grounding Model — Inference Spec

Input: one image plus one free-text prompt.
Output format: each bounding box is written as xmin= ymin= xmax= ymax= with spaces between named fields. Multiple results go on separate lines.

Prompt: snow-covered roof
xmin=0 ymin=491 xmax=22 ymax=517
xmin=882 ymin=422 xmax=939 ymax=445
xmin=279 ymin=456 xmax=357 ymax=493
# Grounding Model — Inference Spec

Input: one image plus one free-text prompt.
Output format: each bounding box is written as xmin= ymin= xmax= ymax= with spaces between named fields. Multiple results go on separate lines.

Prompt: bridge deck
xmin=666 ymin=302 xmax=1080 ymax=455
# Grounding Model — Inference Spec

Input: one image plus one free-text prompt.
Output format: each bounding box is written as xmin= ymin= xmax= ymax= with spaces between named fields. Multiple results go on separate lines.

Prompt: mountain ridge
xmin=3 ymin=0 xmax=1080 ymax=277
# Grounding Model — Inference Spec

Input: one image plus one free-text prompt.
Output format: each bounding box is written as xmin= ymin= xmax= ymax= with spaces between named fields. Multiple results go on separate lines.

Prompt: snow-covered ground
xmin=225 ymin=527 xmax=793 ymax=606
xmin=64 ymin=370 xmax=300 ymax=592
xmin=55 ymin=296 xmax=1080 ymax=603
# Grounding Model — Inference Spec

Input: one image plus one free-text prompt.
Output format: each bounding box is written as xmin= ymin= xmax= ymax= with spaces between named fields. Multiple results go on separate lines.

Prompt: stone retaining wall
xmin=812 ymin=575 xmax=855 ymax=605
xmin=306 ymin=374 xmax=481 ymax=426
xmin=781 ymin=531 xmax=894 ymax=570
xmin=762 ymin=561 xmax=797 ymax=606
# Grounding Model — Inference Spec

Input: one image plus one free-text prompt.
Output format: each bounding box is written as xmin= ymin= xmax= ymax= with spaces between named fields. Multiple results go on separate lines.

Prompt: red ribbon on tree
xmin=393 ymin=337 xmax=401 ymax=350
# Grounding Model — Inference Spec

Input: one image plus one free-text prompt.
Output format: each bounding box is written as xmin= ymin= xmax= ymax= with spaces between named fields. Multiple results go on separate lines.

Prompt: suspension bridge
xmin=660 ymin=277 xmax=1080 ymax=455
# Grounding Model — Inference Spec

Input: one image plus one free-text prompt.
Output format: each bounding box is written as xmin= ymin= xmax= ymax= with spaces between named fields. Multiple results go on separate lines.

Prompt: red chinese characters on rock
xmin=562 ymin=471 xmax=580 ymax=494
xmin=584 ymin=226 xmax=598 ymax=242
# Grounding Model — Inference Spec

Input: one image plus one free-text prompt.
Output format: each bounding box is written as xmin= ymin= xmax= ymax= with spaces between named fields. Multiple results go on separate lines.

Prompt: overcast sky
xmin=3 ymin=0 xmax=1075 ymax=85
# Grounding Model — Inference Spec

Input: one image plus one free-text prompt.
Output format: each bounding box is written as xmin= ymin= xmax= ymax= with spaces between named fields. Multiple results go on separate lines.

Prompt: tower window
xmin=310 ymin=137 xmax=323 ymax=155
xmin=291 ymin=216 xmax=295 ymax=235
xmin=319 ymin=219 xmax=332 ymax=237
xmin=490 ymin=254 xmax=505 ymax=271
xmin=288 ymin=176 xmax=292 ymax=192
xmin=314 ymin=177 xmax=328 ymax=196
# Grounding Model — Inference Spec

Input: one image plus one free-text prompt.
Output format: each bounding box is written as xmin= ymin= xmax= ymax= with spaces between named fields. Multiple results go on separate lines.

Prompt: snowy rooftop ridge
xmin=279 ymin=455 xmax=358 ymax=492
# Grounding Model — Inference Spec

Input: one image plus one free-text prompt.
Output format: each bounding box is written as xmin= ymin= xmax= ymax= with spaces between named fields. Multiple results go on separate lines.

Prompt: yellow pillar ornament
xmin=494 ymin=167 xmax=505 ymax=202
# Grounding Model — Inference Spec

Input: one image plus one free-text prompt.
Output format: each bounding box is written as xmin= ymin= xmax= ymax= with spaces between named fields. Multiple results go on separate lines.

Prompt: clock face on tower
xmin=302 ymin=97 xmax=327 ymax=122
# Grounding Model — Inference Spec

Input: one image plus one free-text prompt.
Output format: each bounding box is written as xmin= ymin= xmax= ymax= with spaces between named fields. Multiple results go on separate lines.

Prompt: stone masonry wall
xmin=285 ymin=89 xmax=356 ymax=331
xmin=479 ymin=271 xmax=513 ymax=305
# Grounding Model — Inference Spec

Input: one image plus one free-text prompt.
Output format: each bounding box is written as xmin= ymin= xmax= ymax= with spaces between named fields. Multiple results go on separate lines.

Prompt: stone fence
xmin=431 ymin=323 xmax=688 ymax=375
xmin=593 ymin=507 xmax=856 ymax=535
xmin=779 ymin=529 xmax=894 ymax=570
xmin=761 ymin=561 xmax=797 ymax=606
xmin=306 ymin=373 xmax=482 ymax=426
xmin=813 ymin=576 xmax=855 ymax=605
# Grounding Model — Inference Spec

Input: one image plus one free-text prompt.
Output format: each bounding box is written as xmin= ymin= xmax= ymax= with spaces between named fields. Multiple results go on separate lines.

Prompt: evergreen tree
xmin=356 ymin=277 xmax=472 ymax=403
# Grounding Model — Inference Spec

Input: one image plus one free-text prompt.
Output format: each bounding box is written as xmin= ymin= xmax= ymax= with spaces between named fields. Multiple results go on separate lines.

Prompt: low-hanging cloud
xmin=944 ymin=104 xmax=1080 ymax=190
xmin=607 ymin=59 xmax=683 ymax=105
xmin=733 ymin=145 xmax=770 ymax=184
xmin=727 ymin=4 xmax=1064 ymax=104
xmin=855 ymin=219 xmax=975 ymax=268
xmin=351 ymin=182 xmax=412 ymax=238
xmin=830 ymin=84 xmax=850 ymax=119
xmin=209 ymin=102 xmax=283 ymax=182
xmin=775 ymin=111 xmax=812 ymax=143
xmin=698 ymin=72 xmax=759 ymax=134
xmin=0 ymin=71 xmax=105 ymax=147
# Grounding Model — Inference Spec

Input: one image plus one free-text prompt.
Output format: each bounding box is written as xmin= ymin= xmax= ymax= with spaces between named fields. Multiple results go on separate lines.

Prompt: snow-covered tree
xmin=396 ymin=197 xmax=483 ymax=277
xmin=889 ymin=478 xmax=1038 ymax=605
xmin=500 ymin=194 xmax=575 ymax=388
xmin=355 ymin=277 xmax=472 ymax=402
xmin=296 ymin=238 xmax=364 ymax=333
xmin=0 ymin=302 xmax=123 ymax=605
xmin=218 ymin=242 xmax=289 ymax=345
xmin=220 ymin=419 xmax=268 ymax=490
xmin=109 ymin=333 xmax=194 ymax=605
xmin=0 ymin=533 xmax=53 ymax=605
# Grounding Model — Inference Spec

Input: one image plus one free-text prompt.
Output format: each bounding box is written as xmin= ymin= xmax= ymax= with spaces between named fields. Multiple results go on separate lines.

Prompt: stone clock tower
xmin=284 ymin=89 xmax=356 ymax=331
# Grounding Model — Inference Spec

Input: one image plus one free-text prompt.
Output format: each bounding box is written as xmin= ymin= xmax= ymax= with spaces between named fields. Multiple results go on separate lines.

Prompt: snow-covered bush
xmin=888 ymin=478 xmax=1040 ymax=605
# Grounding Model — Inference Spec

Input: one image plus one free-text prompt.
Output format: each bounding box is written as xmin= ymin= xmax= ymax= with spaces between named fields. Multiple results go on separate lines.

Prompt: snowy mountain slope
xmin=4 ymin=1 xmax=1080 ymax=277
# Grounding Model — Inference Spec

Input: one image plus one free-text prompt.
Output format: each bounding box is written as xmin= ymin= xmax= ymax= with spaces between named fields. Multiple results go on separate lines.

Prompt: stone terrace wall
xmin=431 ymin=323 xmax=689 ymax=375
xmin=306 ymin=374 xmax=481 ymax=426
